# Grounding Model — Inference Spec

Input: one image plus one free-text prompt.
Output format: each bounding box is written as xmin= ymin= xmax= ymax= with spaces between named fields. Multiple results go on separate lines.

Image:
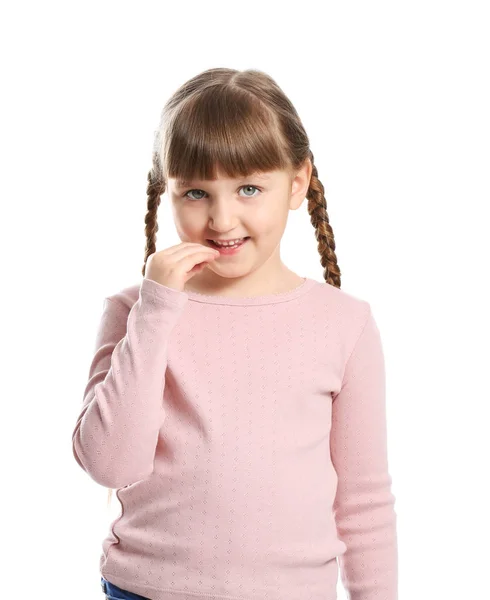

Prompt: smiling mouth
xmin=207 ymin=237 xmax=250 ymax=248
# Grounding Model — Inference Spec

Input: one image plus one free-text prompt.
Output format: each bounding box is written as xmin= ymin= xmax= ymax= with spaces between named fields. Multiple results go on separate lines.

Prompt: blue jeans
xmin=100 ymin=576 xmax=151 ymax=600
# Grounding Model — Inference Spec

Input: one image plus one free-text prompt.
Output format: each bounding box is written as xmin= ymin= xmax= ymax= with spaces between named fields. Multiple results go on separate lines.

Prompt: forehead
xmin=171 ymin=171 xmax=276 ymax=187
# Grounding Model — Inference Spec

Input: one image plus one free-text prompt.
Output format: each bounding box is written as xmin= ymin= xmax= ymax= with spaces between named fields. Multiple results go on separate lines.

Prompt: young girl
xmin=72 ymin=67 xmax=398 ymax=600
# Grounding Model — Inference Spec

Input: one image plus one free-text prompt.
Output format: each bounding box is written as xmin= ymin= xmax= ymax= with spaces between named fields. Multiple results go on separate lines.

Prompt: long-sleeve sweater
xmin=72 ymin=275 xmax=398 ymax=600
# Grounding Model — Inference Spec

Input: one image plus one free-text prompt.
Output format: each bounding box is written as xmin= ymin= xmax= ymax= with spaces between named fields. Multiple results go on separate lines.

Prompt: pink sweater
xmin=72 ymin=276 xmax=398 ymax=600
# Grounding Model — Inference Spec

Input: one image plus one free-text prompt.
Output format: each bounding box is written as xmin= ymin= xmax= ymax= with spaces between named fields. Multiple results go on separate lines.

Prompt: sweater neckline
xmin=183 ymin=276 xmax=318 ymax=306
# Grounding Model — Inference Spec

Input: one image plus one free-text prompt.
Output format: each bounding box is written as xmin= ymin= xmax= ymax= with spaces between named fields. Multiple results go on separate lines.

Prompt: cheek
xmin=173 ymin=210 xmax=204 ymax=236
xmin=254 ymin=206 xmax=288 ymax=236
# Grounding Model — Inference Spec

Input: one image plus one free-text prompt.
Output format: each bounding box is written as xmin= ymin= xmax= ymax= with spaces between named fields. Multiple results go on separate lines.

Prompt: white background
xmin=1 ymin=1 xmax=489 ymax=599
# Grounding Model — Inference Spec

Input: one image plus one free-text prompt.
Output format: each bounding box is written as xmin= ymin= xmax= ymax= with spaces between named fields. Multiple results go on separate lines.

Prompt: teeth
xmin=213 ymin=238 xmax=245 ymax=247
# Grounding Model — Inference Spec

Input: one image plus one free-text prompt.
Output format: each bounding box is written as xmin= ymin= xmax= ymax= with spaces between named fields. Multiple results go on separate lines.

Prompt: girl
xmin=72 ymin=67 xmax=398 ymax=600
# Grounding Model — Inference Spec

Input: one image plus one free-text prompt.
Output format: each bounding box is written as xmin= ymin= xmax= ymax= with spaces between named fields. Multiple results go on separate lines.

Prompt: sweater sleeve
xmin=72 ymin=278 xmax=189 ymax=489
xmin=330 ymin=304 xmax=398 ymax=600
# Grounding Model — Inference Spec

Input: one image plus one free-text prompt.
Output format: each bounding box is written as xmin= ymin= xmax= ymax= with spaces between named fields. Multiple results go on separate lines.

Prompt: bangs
xmin=160 ymin=85 xmax=292 ymax=184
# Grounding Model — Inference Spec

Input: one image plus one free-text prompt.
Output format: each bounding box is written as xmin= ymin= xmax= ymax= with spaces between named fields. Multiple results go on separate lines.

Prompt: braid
xmin=141 ymin=161 xmax=166 ymax=278
xmin=106 ymin=166 xmax=166 ymax=509
xmin=306 ymin=154 xmax=341 ymax=288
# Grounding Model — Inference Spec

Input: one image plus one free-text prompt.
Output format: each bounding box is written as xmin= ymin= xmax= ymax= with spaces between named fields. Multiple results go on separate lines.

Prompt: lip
xmin=206 ymin=237 xmax=250 ymax=255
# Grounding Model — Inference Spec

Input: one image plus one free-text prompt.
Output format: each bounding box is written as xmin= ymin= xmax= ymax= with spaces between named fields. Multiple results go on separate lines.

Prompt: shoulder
xmin=104 ymin=281 xmax=141 ymax=313
xmin=309 ymin=277 xmax=371 ymax=320
xmin=308 ymin=278 xmax=373 ymax=346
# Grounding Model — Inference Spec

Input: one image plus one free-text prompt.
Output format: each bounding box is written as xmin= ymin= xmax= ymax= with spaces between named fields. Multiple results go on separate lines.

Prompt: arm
xmin=330 ymin=304 xmax=398 ymax=600
xmin=72 ymin=278 xmax=188 ymax=489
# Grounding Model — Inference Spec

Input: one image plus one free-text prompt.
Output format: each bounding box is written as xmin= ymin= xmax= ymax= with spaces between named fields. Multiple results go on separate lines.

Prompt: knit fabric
xmin=72 ymin=276 xmax=398 ymax=600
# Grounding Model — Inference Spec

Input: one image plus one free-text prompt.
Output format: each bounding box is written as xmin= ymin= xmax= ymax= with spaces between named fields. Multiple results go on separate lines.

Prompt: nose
xmin=207 ymin=197 xmax=240 ymax=231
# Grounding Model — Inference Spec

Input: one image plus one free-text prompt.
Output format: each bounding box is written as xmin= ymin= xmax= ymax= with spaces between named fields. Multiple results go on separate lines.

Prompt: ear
xmin=289 ymin=158 xmax=313 ymax=210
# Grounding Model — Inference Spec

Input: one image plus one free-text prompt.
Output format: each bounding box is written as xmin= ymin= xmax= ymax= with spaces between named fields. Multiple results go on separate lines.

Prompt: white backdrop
xmin=1 ymin=1 xmax=489 ymax=599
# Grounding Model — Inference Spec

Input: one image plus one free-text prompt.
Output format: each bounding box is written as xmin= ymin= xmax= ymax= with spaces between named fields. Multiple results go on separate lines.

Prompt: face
xmin=166 ymin=160 xmax=312 ymax=285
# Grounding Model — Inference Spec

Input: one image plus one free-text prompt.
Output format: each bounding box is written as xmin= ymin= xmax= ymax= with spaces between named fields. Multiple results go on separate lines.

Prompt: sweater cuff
xmin=140 ymin=277 xmax=189 ymax=308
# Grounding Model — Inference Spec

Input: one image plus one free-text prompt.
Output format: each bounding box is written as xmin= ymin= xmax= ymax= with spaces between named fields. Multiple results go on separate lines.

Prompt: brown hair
xmin=107 ymin=67 xmax=341 ymax=509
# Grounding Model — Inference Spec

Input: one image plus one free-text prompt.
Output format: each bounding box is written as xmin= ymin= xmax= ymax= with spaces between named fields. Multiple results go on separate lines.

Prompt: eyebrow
xmin=175 ymin=173 xmax=271 ymax=188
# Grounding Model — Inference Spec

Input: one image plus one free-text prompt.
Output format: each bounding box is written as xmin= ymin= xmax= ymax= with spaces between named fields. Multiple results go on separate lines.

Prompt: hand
xmin=144 ymin=242 xmax=220 ymax=292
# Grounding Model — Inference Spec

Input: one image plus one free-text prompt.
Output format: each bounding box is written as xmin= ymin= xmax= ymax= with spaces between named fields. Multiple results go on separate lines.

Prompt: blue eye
xmin=183 ymin=185 xmax=261 ymax=201
xmin=240 ymin=185 xmax=261 ymax=197
xmin=184 ymin=189 xmax=206 ymax=201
